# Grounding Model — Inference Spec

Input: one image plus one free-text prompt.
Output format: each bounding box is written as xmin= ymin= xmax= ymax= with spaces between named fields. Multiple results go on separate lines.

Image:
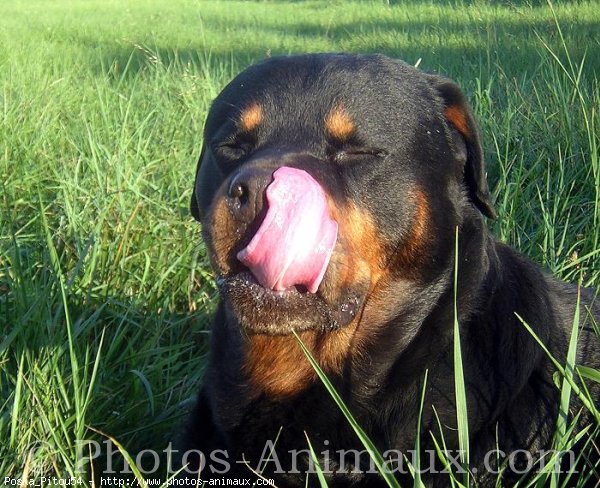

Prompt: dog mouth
xmin=209 ymin=166 xmax=367 ymax=335
xmin=217 ymin=271 xmax=310 ymax=298
xmin=217 ymin=270 xmax=363 ymax=335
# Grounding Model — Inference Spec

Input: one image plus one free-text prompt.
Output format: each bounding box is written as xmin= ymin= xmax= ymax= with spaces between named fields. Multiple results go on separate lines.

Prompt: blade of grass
xmin=575 ymin=365 xmax=600 ymax=384
xmin=413 ymin=370 xmax=428 ymax=488
xmin=515 ymin=313 xmax=599 ymax=419
xmin=555 ymin=286 xmax=581 ymax=441
xmin=293 ymin=331 xmax=401 ymax=488
xmin=430 ymin=406 xmax=464 ymax=488
xmin=88 ymin=426 xmax=148 ymax=488
xmin=304 ymin=432 xmax=328 ymax=488
xmin=453 ymin=227 xmax=470 ymax=485
xmin=9 ymin=353 xmax=25 ymax=448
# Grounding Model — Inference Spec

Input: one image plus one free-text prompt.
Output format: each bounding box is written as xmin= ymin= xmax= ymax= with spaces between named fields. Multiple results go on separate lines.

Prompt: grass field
xmin=1 ymin=0 xmax=599 ymax=485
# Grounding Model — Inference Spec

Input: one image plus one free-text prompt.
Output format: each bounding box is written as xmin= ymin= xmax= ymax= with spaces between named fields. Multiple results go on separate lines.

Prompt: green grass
xmin=0 ymin=0 xmax=599 ymax=485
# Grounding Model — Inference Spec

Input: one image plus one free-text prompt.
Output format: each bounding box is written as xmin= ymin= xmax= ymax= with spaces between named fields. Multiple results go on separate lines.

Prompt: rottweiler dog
xmin=182 ymin=53 xmax=599 ymax=486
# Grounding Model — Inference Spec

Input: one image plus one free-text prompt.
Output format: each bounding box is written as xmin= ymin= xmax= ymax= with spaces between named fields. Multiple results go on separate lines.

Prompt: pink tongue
xmin=237 ymin=167 xmax=338 ymax=293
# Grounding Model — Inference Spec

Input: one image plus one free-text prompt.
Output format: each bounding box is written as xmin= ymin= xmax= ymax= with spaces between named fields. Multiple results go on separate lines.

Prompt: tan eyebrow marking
xmin=239 ymin=103 xmax=263 ymax=132
xmin=325 ymin=105 xmax=356 ymax=141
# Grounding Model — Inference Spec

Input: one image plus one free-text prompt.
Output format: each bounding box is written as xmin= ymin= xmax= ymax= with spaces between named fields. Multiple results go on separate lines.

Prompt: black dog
xmin=183 ymin=53 xmax=599 ymax=486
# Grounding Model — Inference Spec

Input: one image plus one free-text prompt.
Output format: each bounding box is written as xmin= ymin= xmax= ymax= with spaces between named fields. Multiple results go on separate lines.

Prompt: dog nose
xmin=227 ymin=167 xmax=273 ymax=223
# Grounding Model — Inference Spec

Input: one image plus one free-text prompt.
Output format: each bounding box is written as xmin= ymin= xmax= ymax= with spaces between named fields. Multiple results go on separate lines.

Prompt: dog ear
xmin=190 ymin=143 xmax=224 ymax=222
xmin=190 ymin=147 xmax=204 ymax=222
xmin=429 ymin=75 xmax=497 ymax=219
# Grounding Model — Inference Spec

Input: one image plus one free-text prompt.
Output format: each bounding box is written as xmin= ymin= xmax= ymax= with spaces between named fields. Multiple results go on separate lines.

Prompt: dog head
xmin=191 ymin=54 xmax=495 ymax=389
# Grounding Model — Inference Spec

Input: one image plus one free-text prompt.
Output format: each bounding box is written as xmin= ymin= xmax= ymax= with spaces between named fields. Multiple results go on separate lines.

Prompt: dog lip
xmin=216 ymin=270 xmax=363 ymax=333
xmin=217 ymin=271 xmax=306 ymax=297
xmin=218 ymin=270 xmax=313 ymax=312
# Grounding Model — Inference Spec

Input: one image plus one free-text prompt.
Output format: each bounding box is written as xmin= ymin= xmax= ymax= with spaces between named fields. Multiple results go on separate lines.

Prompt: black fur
xmin=182 ymin=53 xmax=599 ymax=486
